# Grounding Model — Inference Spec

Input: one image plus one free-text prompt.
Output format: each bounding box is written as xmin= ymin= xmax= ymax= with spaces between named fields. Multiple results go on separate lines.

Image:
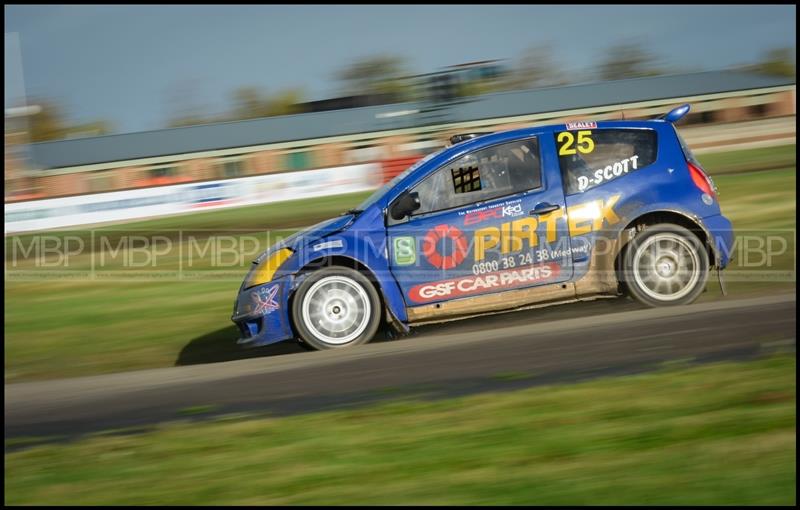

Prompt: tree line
xmin=23 ymin=45 xmax=795 ymax=142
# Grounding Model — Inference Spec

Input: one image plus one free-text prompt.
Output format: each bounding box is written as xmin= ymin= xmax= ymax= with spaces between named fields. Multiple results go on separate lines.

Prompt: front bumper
xmin=231 ymin=276 xmax=295 ymax=347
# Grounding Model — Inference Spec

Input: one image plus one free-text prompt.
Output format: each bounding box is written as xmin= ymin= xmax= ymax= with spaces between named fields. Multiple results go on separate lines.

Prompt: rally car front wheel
xmin=620 ymin=223 xmax=709 ymax=307
xmin=292 ymin=266 xmax=382 ymax=350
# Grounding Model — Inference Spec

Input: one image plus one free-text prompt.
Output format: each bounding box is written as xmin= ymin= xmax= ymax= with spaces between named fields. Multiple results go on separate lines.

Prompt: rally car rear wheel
xmin=620 ymin=223 xmax=709 ymax=307
xmin=292 ymin=266 xmax=381 ymax=350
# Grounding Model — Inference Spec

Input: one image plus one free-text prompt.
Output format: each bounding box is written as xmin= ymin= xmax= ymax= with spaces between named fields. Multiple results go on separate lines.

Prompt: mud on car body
xmin=232 ymin=104 xmax=734 ymax=350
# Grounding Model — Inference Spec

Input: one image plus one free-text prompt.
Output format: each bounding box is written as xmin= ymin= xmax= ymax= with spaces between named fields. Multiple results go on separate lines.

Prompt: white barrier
xmin=4 ymin=163 xmax=383 ymax=234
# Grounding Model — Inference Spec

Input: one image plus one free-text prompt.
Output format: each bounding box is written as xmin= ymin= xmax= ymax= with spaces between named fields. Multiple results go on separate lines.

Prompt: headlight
xmin=243 ymin=248 xmax=293 ymax=289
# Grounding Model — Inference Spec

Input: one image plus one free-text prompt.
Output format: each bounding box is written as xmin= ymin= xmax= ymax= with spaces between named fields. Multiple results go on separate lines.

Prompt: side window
xmin=556 ymin=129 xmax=657 ymax=194
xmin=411 ymin=138 xmax=541 ymax=216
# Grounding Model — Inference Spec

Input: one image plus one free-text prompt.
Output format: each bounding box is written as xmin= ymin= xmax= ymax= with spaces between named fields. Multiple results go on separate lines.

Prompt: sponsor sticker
xmin=463 ymin=201 xmax=524 ymax=226
xmin=408 ymin=263 xmax=560 ymax=303
xmin=393 ymin=236 xmax=417 ymax=266
xmin=312 ymin=239 xmax=344 ymax=251
xmin=567 ymin=194 xmax=622 ymax=236
xmin=474 ymin=212 xmax=564 ymax=261
xmin=190 ymin=182 xmax=237 ymax=208
xmin=253 ymin=284 xmax=280 ymax=314
xmin=565 ymin=121 xmax=597 ymax=130
xmin=423 ymin=224 xmax=469 ymax=270
xmin=576 ymin=155 xmax=640 ymax=192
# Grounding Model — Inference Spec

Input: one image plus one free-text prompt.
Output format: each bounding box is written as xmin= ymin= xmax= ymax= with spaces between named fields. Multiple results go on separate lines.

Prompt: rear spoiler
xmin=655 ymin=103 xmax=691 ymax=122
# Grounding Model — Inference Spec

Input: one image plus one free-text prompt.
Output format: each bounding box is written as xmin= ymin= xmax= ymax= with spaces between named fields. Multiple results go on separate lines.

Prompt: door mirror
xmin=389 ymin=190 xmax=421 ymax=221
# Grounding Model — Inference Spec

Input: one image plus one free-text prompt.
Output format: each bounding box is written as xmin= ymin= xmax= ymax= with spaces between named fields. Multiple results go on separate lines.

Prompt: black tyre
xmin=291 ymin=266 xmax=382 ymax=350
xmin=619 ymin=223 xmax=709 ymax=307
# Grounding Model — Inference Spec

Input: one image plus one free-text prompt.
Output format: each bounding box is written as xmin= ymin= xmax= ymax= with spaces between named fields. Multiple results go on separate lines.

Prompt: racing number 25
xmin=557 ymin=130 xmax=595 ymax=156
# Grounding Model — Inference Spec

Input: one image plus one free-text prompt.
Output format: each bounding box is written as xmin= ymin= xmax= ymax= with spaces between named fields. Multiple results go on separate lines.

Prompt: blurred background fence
xmin=4 ymin=65 xmax=795 ymax=233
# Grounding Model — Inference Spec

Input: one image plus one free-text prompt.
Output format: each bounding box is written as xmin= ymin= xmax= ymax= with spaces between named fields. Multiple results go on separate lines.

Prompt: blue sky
xmin=4 ymin=4 xmax=796 ymax=134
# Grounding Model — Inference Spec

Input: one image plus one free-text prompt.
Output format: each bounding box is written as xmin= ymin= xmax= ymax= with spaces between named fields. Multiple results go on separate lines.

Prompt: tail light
xmin=687 ymin=161 xmax=717 ymax=199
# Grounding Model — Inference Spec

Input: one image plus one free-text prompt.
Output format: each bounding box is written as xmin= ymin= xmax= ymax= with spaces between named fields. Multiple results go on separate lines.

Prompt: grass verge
xmin=698 ymin=143 xmax=796 ymax=175
xmin=4 ymin=356 xmax=796 ymax=505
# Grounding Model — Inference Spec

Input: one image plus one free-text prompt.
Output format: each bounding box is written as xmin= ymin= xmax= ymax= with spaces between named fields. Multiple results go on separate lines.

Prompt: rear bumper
xmin=231 ymin=276 xmax=295 ymax=347
xmin=703 ymin=213 xmax=735 ymax=269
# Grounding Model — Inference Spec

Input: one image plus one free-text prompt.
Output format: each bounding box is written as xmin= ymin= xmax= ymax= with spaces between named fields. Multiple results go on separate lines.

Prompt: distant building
xmin=417 ymin=59 xmax=509 ymax=104
xmin=298 ymin=93 xmax=403 ymax=114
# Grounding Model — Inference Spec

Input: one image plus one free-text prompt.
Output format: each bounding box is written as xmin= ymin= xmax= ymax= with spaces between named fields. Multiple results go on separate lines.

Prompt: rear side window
xmin=410 ymin=138 xmax=542 ymax=216
xmin=556 ymin=128 xmax=658 ymax=194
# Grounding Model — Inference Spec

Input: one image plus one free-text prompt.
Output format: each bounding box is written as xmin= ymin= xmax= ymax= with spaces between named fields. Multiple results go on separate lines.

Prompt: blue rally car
xmin=232 ymin=104 xmax=734 ymax=350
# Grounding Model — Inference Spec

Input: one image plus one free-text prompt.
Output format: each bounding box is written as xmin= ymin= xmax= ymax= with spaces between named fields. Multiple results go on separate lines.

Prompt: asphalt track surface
xmin=5 ymin=293 xmax=796 ymax=445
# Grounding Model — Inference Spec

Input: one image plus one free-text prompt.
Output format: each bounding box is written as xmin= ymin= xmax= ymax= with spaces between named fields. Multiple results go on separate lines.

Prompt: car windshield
xmin=355 ymin=148 xmax=446 ymax=211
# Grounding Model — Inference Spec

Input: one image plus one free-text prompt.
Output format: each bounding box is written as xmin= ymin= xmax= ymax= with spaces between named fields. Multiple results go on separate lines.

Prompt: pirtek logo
xmin=422 ymin=194 xmax=622 ymax=267
xmin=474 ymin=211 xmax=562 ymax=261
xmin=471 ymin=195 xmax=620 ymax=261
xmin=423 ymin=224 xmax=468 ymax=270
xmin=566 ymin=194 xmax=621 ymax=236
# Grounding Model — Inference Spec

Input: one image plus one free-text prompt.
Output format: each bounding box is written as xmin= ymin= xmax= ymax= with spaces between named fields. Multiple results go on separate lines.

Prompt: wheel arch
xmin=615 ymin=210 xmax=718 ymax=272
xmin=288 ymin=254 xmax=408 ymax=337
